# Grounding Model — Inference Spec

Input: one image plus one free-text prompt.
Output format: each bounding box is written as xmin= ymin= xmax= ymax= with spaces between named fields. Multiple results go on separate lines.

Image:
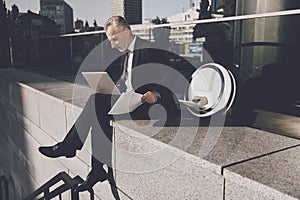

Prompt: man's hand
xmin=193 ymin=96 xmax=208 ymax=110
xmin=141 ymin=91 xmax=158 ymax=104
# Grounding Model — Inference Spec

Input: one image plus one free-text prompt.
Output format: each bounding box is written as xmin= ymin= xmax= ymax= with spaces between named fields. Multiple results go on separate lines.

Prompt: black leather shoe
xmin=38 ymin=142 xmax=76 ymax=158
xmin=77 ymin=168 xmax=108 ymax=192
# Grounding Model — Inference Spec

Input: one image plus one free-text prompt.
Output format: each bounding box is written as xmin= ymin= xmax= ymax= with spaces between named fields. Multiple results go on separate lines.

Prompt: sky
xmin=5 ymin=0 xmax=194 ymax=26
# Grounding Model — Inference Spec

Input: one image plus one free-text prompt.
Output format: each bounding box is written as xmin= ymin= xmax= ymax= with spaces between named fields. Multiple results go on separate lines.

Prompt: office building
xmin=74 ymin=18 xmax=83 ymax=32
xmin=112 ymin=0 xmax=142 ymax=24
xmin=18 ymin=11 xmax=58 ymax=38
xmin=135 ymin=5 xmax=199 ymax=44
xmin=39 ymin=0 xmax=73 ymax=34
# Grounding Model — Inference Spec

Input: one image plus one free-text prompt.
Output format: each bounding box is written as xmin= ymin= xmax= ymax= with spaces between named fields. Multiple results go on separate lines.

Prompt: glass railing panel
xmin=8 ymin=8 xmax=300 ymax=137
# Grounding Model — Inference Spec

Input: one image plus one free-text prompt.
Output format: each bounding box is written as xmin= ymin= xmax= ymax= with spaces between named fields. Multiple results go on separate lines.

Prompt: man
xmin=39 ymin=16 xmax=183 ymax=192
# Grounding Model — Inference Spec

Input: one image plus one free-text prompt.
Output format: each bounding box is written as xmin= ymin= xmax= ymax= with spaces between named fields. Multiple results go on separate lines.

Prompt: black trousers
xmin=61 ymin=93 xmax=180 ymax=169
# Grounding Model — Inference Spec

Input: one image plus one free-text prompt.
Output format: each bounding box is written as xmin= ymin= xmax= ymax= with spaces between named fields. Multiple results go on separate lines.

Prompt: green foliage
xmin=151 ymin=16 xmax=168 ymax=25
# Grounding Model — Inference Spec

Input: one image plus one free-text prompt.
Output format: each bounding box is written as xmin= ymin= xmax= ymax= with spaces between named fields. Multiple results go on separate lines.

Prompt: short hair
xmin=104 ymin=16 xmax=131 ymax=31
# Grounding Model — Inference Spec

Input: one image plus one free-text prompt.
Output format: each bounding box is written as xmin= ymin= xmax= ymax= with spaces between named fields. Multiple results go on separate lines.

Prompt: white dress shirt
xmin=124 ymin=35 xmax=136 ymax=92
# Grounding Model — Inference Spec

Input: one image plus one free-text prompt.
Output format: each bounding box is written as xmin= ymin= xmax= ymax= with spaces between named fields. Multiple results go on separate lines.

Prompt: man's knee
xmin=87 ymin=93 xmax=96 ymax=103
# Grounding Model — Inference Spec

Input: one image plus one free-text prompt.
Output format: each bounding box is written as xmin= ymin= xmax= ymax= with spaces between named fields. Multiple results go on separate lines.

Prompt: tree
xmin=85 ymin=20 xmax=89 ymax=31
xmin=11 ymin=4 xmax=19 ymax=21
xmin=93 ymin=19 xmax=98 ymax=31
xmin=93 ymin=20 xmax=97 ymax=27
xmin=151 ymin=16 xmax=168 ymax=25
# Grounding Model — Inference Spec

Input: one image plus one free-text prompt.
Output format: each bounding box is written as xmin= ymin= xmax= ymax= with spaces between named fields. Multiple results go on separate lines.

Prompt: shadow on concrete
xmin=0 ymin=69 xmax=34 ymax=199
xmin=107 ymin=167 xmax=121 ymax=200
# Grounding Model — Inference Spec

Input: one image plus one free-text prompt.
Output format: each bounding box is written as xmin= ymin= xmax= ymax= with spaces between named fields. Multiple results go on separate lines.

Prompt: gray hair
xmin=104 ymin=16 xmax=131 ymax=31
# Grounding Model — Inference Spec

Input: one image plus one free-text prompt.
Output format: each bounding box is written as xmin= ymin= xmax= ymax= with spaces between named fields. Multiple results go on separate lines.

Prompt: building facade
xmin=74 ymin=18 xmax=83 ymax=32
xmin=39 ymin=0 xmax=73 ymax=34
xmin=112 ymin=0 xmax=142 ymax=24
xmin=134 ymin=6 xmax=200 ymax=44
xmin=18 ymin=11 xmax=58 ymax=38
xmin=0 ymin=0 xmax=10 ymax=67
xmin=11 ymin=11 xmax=59 ymax=67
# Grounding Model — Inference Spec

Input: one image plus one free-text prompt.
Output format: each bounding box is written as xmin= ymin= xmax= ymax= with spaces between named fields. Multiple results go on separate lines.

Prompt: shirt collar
xmin=127 ymin=35 xmax=136 ymax=52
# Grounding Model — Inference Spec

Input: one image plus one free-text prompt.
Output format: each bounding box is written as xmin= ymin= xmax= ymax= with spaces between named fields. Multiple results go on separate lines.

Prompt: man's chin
xmin=118 ymin=49 xmax=125 ymax=52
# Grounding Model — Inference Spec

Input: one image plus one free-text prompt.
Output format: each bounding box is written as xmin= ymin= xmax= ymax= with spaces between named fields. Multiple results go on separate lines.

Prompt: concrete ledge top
xmin=0 ymin=68 xmax=92 ymax=108
xmin=224 ymin=146 xmax=300 ymax=199
xmin=113 ymin=120 xmax=300 ymax=174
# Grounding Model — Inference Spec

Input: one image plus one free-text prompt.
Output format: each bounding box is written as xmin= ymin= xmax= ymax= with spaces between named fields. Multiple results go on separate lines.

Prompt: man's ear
xmin=123 ymin=27 xmax=129 ymax=31
xmin=123 ymin=28 xmax=132 ymax=36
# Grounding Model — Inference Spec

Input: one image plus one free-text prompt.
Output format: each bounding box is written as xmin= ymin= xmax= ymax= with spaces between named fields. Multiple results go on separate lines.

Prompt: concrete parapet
xmin=0 ymin=69 xmax=110 ymax=199
xmin=112 ymin=120 xmax=299 ymax=199
xmin=0 ymin=68 xmax=299 ymax=199
xmin=224 ymin=146 xmax=300 ymax=200
xmin=114 ymin=124 xmax=224 ymax=199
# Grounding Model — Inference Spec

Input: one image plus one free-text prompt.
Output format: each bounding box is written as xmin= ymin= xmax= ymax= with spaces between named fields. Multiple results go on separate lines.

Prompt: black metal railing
xmin=24 ymin=171 xmax=94 ymax=200
xmin=0 ymin=175 xmax=9 ymax=200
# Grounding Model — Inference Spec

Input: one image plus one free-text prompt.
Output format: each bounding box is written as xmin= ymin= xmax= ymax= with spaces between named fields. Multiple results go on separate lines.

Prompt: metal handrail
xmin=24 ymin=171 xmax=94 ymax=200
xmin=24 ymin=8 xmax=300 ymax=40
xmin=0 ymin=175 xmax=9 ymax=200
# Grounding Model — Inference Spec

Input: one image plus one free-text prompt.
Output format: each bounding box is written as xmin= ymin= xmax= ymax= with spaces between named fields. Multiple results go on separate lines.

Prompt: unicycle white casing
xmin=184 ymin=63 xmax=236 ymax=117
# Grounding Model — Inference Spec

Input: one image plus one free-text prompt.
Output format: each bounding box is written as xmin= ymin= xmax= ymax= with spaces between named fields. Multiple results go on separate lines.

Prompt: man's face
xmin=106 ymin=24 xmax=131 ymax=52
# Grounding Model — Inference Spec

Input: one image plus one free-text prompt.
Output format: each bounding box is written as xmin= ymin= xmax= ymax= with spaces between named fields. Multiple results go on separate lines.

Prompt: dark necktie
xmin=121 ymin=51 xmax=130 ymax=82
xmin=116 ymin=51 xmax=130 ymax=92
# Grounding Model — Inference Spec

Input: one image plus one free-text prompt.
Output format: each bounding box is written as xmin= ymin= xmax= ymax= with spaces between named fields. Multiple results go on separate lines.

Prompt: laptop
xmin=81 ymin=72 xmax=121 ymax=95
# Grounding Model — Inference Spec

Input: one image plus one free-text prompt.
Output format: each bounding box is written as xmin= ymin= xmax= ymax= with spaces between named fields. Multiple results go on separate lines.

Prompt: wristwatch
xmin=152 ymin=91 xmax=161 ymax=100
